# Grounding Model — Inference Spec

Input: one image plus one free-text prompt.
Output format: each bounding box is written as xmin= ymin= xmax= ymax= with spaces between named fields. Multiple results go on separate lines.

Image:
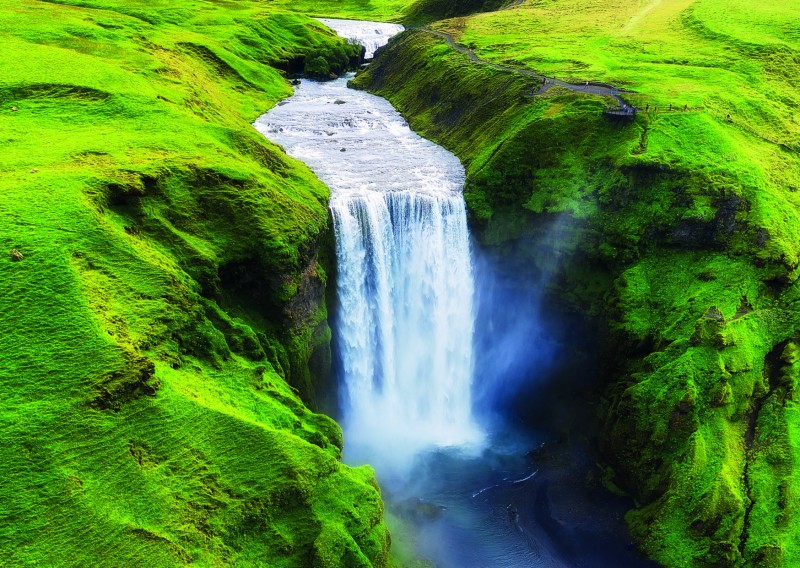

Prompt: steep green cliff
xmin=0 ymin=1 xmax=386 ymax=565
xmin=353 ymin=11 xmax=800 ymax=565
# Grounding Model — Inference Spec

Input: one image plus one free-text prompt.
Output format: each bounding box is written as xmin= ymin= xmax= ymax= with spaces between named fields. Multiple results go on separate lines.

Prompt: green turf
xmin=270 ymin=0 xmax=416 ymax=22
xmin=6 ymin=0 xmax=800 ymax=565
xmin=437 ymin=0 xmax=800 ymax=154
xmin=267 ymin=0 xmax=507 ymax=25
xmin=0 ymin=0 xmax=388 ymax=565
xmin=353 ymin=4 xmax=800 ymax=563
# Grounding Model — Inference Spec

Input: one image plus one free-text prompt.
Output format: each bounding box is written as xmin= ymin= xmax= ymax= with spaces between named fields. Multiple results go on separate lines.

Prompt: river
xmin=255 ymin=19 xmax=657 ymax=568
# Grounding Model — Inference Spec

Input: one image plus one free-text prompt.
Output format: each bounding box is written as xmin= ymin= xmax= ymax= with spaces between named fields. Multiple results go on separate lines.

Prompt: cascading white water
xmin=255 ymin=19 xmax=483 ymax=472
xmin=332 ymin=190 xmax=480 ymax=460
xmin=316 ymin=18 xmax=404 ymax=59
xmin=253 ymin=21 xmax=663 ymax=568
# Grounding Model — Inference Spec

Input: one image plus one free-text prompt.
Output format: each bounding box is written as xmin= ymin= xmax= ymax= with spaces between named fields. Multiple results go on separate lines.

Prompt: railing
xmin=604 ymin=106 xmax=637 ymax=118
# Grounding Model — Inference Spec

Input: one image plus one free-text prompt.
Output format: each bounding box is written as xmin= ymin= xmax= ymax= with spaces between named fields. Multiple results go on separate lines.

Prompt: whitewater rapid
xmin=316 ymin=18 xmax=403 ymax=59
xmin=252 ymin=20 xmax=665 ymax=568
xmin=255 ymin=22 xmax=483 ymax=471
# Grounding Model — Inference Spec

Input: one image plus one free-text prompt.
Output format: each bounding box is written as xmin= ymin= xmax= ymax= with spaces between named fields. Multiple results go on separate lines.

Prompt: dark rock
xmin=89 ymin=355 xmax=159 ymax=411
xmin=704 ymin=306 xmax=725 ymax=322
xmin=395 ymin=497 xmax=446 ymax=521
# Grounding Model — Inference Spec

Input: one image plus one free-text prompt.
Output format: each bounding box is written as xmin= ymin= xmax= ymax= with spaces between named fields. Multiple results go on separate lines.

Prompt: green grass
xmin=270 ymin=0 xmax=417 ymax=22
xmin=354 ymin=4 xmax=800 ymax=563
xmin=440 ymin=0 xmax=800 ymax=150
xmin=5 ymin=0 xmax=800 ymax=565
xmin=0 ymin=0 xmax=389 ymax=565
xmin=267 ymin=0 xmax=507 ymax=25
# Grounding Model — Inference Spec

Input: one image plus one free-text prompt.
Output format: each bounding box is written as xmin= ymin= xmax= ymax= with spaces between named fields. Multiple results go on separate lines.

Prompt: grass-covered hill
xmin=271 ymin=0 xmax=508 ymax=25
xmin=0 ymin=1 xmax=388 ymax=565
xmin=353 ymin=0 xmax=800 ymax=565
xmin=5 ymin=0 xmax=799 ymax=565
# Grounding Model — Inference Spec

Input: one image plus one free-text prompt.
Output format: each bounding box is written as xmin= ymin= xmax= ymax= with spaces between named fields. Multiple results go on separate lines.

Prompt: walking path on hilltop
xmin=419 ymin=28 xmax=636 ymax=112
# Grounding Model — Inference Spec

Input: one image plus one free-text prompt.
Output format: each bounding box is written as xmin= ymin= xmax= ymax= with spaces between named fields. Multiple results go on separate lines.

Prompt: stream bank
xmin=353 ymin=26 xmax=800 ymax=568
xmin=261 ymin=19 xmax=659 ymax=567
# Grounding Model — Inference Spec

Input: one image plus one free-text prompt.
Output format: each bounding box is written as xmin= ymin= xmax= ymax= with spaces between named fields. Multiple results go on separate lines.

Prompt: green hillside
xmin=352 ymin=0 xmax=800 ymax=565
xmin=0 ymin=1 xmax=386 ymax=565
xmin=4 ymin=0 xmax=800 ymax=566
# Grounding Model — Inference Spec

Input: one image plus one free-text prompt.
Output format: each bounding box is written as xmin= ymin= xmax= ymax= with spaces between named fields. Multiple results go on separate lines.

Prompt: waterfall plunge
xmin=255 ymin=21 xmax=483 ymax=473
xmin=316 ymin=18 xmax=404 ymax=59
xmin=332 ymin=190 xmax=482 ymax=468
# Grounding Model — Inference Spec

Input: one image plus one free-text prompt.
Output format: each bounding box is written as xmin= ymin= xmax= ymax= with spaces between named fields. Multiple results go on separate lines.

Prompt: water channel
xmin=255 ymin=19 xmax=657 ymax=568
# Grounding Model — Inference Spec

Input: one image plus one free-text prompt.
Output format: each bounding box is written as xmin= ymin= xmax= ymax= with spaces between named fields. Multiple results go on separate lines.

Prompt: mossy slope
xmin=354 ymin=15 xmax=800 ymax=567
xmin=270 ymin=0 xmax=507 ymax=25
xmin=1 ymin=1 xmax=386 ymax=565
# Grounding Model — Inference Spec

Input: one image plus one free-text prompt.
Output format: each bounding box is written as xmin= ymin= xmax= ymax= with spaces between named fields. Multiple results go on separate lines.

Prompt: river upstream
xmin=255 ymin=20 xmax=656 ymax=568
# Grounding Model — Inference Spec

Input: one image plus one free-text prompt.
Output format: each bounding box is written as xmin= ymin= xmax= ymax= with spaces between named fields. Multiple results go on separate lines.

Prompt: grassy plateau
xmin=1 ymin=0 xmax=386 ymax=566
xmin=4 ymin=0 xmax=800 ymax=566
xmin=352 ymin=0 xmax=800 ymax=566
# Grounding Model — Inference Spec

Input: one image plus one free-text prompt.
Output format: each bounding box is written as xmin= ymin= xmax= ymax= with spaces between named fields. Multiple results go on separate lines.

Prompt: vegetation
xmin=5 ymin=0 xmax=799 ymax=565
xmin=304 ymin=42 xmax=363 ymax=79
xmin=270 ymin=0 xmax=508 ymax=25
xmin=270 ymin=0 xmax=416 ymax=23
xmin=353 ymin=0 xmax=800 ymax=564
xmin=0 ymin=0 xmax=388 ymax=565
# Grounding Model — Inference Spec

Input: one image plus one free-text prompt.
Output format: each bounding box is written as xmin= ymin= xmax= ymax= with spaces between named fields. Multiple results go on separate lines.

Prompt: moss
xmin=0 ymin=0 xmax=388 ymax=565
xmin=355 ymin=22 xmax=800 ymax=567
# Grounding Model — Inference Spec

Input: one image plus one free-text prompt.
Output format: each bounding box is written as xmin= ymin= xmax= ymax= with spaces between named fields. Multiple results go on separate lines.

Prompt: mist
xmin=470 ymin=212 xmax=580 ymax=430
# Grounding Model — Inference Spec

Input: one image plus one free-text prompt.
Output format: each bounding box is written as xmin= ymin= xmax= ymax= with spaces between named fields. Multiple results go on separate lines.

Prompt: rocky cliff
xmin=354 ymin=28 xmax=800 ymax=567
xmin=0 ymin=1 xmax=386 ymax=565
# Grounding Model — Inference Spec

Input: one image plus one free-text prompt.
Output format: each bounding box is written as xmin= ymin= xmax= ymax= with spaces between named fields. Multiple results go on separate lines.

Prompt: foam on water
xmin=316 ymin=18 xmax=404 ymax=59
xmin=255 ymin=31 xmax=482 ymax=473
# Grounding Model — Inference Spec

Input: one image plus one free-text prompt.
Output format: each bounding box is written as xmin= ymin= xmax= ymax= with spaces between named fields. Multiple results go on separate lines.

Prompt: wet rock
xmin=395 ymin=497 xmax=446 ymax=521
xmin=704 ymin=306 xmax=725 ymax=322
xmin=669 ymin=392 xmax=698 ymax=434
xmin=691 ymin=306 xmax=726 ymax=346
xmin=526 ymin=441 xmax=548 ymax=462
xmin=714 ymin=194 xmax=745 ymax=235
xmin=670 ymin=218 xmax=716 ymax=248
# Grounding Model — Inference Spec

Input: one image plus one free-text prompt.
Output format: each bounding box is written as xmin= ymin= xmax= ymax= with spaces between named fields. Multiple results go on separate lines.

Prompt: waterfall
xmin=252 ymin=22 xmax=662 ymax=568
xmin=316 ymin=18 xmax=405 ymax=59
xmin=255 ymin=19 xmax=483 ymax=473
xmin=331 ymin=190 xmax=482 ymax=466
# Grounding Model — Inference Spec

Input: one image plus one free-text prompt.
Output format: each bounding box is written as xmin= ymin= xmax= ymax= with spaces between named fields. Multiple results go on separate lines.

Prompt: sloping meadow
xmin=0 ymin=1 xmax=387 ymax=565
xmin=353 ymin=1 xmax=800 ymax=564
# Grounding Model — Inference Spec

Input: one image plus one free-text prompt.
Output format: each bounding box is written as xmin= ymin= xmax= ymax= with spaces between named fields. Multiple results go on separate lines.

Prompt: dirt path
xmin=420 ymin=29 xmax=634 ymax=111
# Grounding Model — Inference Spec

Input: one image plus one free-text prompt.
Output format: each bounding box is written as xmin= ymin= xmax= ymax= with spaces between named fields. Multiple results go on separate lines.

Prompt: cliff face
xmin=354 ymin=29 xmax=800 ymax=567
xmin=0 ymin=1 xmax=386 ymax=565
